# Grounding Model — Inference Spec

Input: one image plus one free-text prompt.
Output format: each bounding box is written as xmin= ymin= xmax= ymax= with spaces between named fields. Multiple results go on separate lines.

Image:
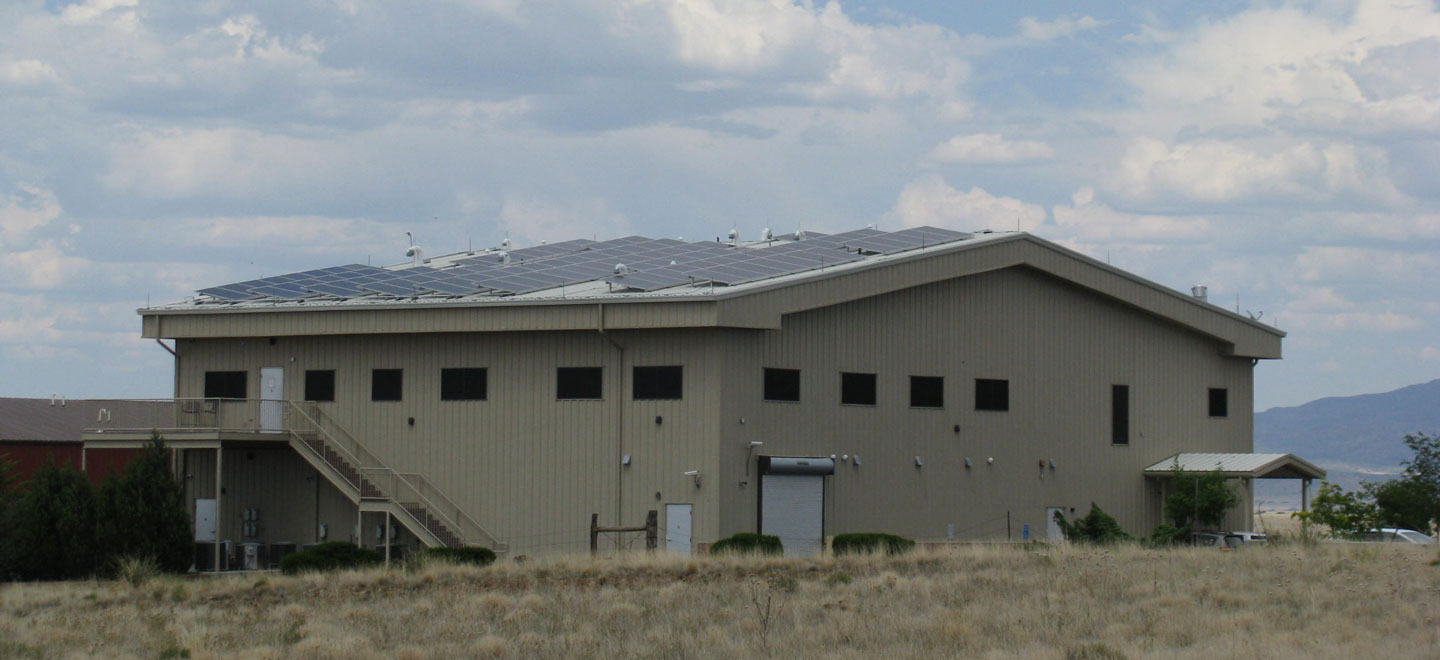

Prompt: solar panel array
xmin=195 ymin=226 xmax=973 ymax=302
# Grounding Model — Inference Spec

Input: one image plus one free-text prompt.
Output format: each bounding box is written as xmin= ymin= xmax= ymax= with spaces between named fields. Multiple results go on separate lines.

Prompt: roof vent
xmin=614 ymin=263 xmax=629 ymax=275
xmin=498 ymin=251 xmax=511 ymax=265
xmin=405 ymin=245 xmax=425 ymax=266
xmin=501 ymin=238 xmax=512 ymax=250
xmin=1191 ymin=285 xmax=1208 ymax=302
xmin=761 ymin=227 xmax=773 ymax=241
xmin=728 ymin=228 xmax=739 ymax=244
xmin=794 ymin=229 xmax=807 ymax=241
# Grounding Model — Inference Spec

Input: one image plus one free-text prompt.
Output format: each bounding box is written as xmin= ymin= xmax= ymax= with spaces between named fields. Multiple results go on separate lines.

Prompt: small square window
xmin=975 ymin=378 xmax=1009 ymax=411
xmin=441 ymin=368 xmax=487 ymax=401
xmin=1209 ymin=388 xmax=1228 ymax=418
xmin=204 ymin=371 xmax=247 ymax=399
xmin=841 ymin=372 xmax=877 ymax=406
xmin=371 ymin=369 xmax=403 ymax=402
xmin=1112 ymin=384 xmax=1129 ymax=445
xmin=633 ymin=366 xmax=683 ymax=400
xmin=763 ymin=368 xmax=800 ymax=402
xmin=305 ymin=370 xmax=335 ymax=402
xmin=557 ymin=367 xmax=603 ymax=400
xmin=910 ymin=376 xmax=943 ymax=408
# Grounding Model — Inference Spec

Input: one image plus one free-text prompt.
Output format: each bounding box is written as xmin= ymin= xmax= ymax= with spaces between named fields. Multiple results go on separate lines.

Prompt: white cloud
xmin=496 ymin=196 xmax=631 ymax=246
xmin=927 ymin=133 xmax=1054 ymax=164
xmin=59 ymin=0 xmax=138 ymax=25
xmin=0 ymin=184 xmax=61 ymax=249
xmin=102 ymin=128 xmax=341 ymax=199
xmin=1051 ymin=186 xmax=1210 ymax=242
xmin=1290 ymin=246 xmax=1440 ymax=284
xmin=1017 ymin=15 xmax=1103 ymax=41
xmin=885 ymin=175 xmax=1045 ymax=232
xmin=1419 ymin=346 xmax=1440 ymax=361
xmin=0 ymin=58 xmax=61 ymax=87
xmin=1108 ymin=137 xmax=1403 ymax=204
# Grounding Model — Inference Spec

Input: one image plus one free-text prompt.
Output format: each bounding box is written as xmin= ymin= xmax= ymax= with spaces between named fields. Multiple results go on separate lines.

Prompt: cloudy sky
xmin=2 ymin=0 xmax=1438 ymax=410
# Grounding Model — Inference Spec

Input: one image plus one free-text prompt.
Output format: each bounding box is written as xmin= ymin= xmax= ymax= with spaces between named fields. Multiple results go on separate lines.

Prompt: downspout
xmin=598 ymin=303 xmax=625 ymax=526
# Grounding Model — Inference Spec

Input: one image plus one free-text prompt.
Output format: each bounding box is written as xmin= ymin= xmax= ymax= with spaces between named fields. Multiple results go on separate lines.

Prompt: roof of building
xmin=156 ymin=226 xmax=982 ymax=309
xmin=1142 ymin=453 xmax=1326 ymax=480
xmin=139 ymin=227 xmax=1286 ymax=358
xmin=0 ymin=398 xmax=88 ymax=442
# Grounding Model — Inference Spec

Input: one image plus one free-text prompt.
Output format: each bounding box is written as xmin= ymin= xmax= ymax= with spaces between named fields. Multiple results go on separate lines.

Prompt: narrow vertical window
xmin=975 ymin=378 xmax=1009 ymax=411
xmin=1112 ymin=385 xmax=1129 ymax=445
xmin=1209 ymin=388 xmax=1229 ymax=418
xmin=840 ymin=372 xmax=877 ymax=406
xmin=441 ymin=368 xmax=487 ymax=401
xmin=910 ymin=376 xmax=944 ymax=408
xmin=305 ymin=370 xmax=336 ymax=402
xmin=371 ymin=369 xmax=403 ymax=402
xmin=763 ymin=368 xmax=800 ymax=402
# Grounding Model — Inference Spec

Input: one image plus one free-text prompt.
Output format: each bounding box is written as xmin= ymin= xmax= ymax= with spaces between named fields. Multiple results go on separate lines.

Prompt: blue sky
xmin=2 ymin=0 xmax=1438 ymax=411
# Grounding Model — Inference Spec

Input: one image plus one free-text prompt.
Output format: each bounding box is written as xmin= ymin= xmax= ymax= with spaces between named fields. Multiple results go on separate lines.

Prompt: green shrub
xmin=831 ymin=533 xmax=915 ymax=556
xmin=1054 ymin=503 xmax=1132 ymax=544
xmin=279 ymin=542 xmax=382 ymax=575
xmin=1148 ymin=524 xmax=1188 ymax=547
xmin=421 ymin=546 xmax=497 ymax=567
xmin=710 ymin=533 xmax=783 ymax=556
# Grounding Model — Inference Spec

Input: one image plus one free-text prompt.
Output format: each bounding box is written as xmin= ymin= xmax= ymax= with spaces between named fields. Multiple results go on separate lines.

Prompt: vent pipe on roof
xmin=1191 ymin=285 xmax=1208 ymax=302
xmin=794 ymin=229 xmax=807 ymax=241
xmin=498 ymin=251 xmax=511 ymax=265
xmin=728 ymin=228 xmax=739 ymax=245
xmin=405 ymin=245 xmax=424 ymax=266
xmin=761 ymin=227 xmax=773 ymax=241
xmin=614 ymin=263 xmax=629 ymax=275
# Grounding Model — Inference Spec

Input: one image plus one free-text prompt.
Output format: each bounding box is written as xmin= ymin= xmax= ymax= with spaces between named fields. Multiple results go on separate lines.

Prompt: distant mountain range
xmin=1253 ymin=378 xmax=1440 ymax=510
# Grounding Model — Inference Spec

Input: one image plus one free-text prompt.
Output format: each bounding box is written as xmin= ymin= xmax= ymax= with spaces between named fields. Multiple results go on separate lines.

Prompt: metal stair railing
xmin=285 ymin=402 xmax=506 ymax=552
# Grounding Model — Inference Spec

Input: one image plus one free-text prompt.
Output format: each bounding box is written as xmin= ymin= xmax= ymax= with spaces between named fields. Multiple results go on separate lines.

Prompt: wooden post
xmin=384 ymin=511 xmax=392 ymax=567
xmin=590 ymin=513 xmax=599 ymax=556
xmin=645 ymin=510 xmax=658 ymax=551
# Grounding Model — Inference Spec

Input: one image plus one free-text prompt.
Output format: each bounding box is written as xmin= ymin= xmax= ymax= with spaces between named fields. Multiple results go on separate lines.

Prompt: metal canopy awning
xmin=1143 ymin=453 xmax=1326 ymax=480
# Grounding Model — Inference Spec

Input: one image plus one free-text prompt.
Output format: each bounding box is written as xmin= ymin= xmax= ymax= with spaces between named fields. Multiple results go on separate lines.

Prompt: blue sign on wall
xmin=1022 ymin=524 xmax=1030 ymax=540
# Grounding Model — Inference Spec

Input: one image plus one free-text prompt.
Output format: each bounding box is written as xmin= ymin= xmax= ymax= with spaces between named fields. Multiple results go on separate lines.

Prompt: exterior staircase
xmin=284 ymin=403 xmax=506 ymax=552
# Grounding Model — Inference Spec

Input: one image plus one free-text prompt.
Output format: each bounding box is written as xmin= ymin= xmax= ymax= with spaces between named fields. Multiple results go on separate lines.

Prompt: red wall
xmin=0 ymin=442 xmax=146 ymax=487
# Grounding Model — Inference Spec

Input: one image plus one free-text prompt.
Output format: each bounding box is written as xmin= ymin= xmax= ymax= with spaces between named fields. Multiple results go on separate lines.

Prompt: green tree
xmin=1365 ymin=478 xmax=1433 ymax=533
xmin=1163 ymin=463 xmax=1240 ymax=529
xmin=1300 ymin=480 xmax=1378 ymax=538
xmin=6 ymin=459 xmax=100 ymax=580
xmin=97 ymin=434 xmax=194 ymax=573
xmin=1396 ymin=433 xmax=1440 ymax=530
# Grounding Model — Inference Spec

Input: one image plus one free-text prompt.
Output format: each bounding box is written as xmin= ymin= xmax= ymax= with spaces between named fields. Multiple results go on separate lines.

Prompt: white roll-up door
xmin=761 ymin=474 xmax=824 ymax=557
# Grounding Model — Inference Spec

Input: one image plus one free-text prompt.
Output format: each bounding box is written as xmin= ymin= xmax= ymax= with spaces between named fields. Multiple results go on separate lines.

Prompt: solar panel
xmin=197 ymin=284 xmax=260 ymax=300
xmin=605 ymin=266 xmax=698 ymax=292
xmin=844 ymin=226 xmax=971 ymax=254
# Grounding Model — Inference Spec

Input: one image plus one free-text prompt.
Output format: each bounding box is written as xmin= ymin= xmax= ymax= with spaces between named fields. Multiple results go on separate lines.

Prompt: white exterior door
xmin=195 ymin=499 xmax=217 ymax=542
xmin=665 ymin=504 xmax=692 ymax=556
xmin=260 ymin=367 xmax=284 ymax=432
xmin=761 ymin=474 xmax=825 ymax=556
xmin=1047 ymin=507 xmax=1066 ymax=543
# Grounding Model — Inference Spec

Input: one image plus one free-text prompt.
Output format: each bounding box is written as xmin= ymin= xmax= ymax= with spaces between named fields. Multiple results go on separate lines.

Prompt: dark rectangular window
xmin=305 ymin=370 xmax=335 ymax=402
xmin=975 ymin=378 xmax=1009 ymax=411
xmin=371 ymin=369 xmax=403 ymax=402
xmin=441 ymin=368 xmax=487 ymax=401
xmin=633 ymin=366 xmax=683 ymax=400
xmin=1112 ymin=384 xmax=1130 ymax=445
xmin=841 ymin=372 xmax=877 ymax=406
xmin=910 ymin=376 xmax=944 ymax=408
xmin=763 ymin=368 xmax=800 ymax=402
xmin=203 ymin=371 xmax=247 ymax=399
xmin=557 ymin=367 xmax=603 ymax=400
xmin=1209 ymin=388 xmax=1229 ymax=418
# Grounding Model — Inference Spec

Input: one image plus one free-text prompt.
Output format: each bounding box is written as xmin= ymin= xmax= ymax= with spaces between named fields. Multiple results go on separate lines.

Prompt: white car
xmin=1360 ymin=528 xmax=1437 ymax=544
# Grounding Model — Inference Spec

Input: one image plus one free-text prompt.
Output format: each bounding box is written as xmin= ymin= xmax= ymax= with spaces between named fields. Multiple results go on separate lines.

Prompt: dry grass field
xmin=2 ymin=542 xmax=1438 ymax=660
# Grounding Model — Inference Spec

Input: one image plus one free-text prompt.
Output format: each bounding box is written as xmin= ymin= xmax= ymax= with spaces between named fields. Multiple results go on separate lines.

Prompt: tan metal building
xmin=84 ymin=227 xmax=1316 ymax=559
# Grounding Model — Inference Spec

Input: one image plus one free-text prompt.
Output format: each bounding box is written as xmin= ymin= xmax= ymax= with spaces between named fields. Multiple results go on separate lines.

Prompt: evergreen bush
xmin=709 ymin=533 xmax=783 ymax=556
xmin=1054 ymin=503 xmax=1131 ymax=544
xmin=6 ymin=459 xmax=100 ymax=580
xmin=97 ymin=434 xmax=193 ymax=574
xmin=830 ymin=532 xmax=915 ymax=556
xmin=280 ymin=542 xmax=383 ymax=575
xmin=421 ymin=546 xmax=497 ymax=567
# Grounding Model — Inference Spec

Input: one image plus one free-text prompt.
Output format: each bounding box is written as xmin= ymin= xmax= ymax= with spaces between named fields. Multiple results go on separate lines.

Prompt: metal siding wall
xmin=180 ymin=448 xmax=358 ymax=548
xmin=717 ymin=267 xmax=1258 ymax=542
xmin=177 ymin=328 xmax=721 ymax=555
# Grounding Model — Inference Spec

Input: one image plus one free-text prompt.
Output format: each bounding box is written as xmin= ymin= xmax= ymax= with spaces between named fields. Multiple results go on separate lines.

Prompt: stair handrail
xmin=286 ymin=402 xmax=507 ymax=551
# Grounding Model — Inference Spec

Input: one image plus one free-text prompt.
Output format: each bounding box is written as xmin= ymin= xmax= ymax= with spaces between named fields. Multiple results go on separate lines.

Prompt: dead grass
xmin=2 ymin=544 xmax=1438 ymax=659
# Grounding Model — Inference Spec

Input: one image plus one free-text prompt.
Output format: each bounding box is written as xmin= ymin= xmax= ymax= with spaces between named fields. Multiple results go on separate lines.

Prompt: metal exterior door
xmin=195 ymin=499 xmax=217 ymax=542
xmin=260 ymin=367 xmax=284 ymax=432
xmin=761 ymin=474 xmax=824 ymax=556
xmin=665 ymin=504 xmax=692 ymax=556
xmin=1047 ymin=507 xmax=1066 ymax=542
